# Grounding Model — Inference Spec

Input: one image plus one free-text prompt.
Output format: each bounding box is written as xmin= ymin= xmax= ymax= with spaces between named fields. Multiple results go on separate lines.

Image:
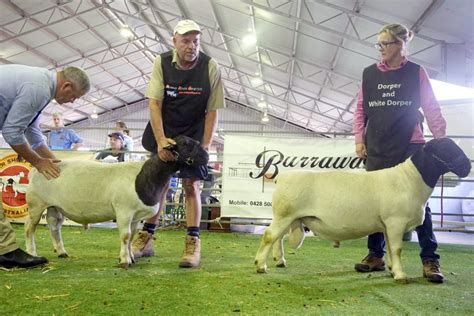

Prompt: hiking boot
xmin=132 ymin=231 xmax=155 ymax=258
xmin=423 ymin=261 xmax=444 ymax=283
xmin=179 ymin=236 xmax=201 ymax=268
xmin=354 ymin=255 xmax=385 ymax=272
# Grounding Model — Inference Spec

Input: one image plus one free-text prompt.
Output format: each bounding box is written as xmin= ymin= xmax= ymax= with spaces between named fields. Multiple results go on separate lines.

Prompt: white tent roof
xmin=1 ymin=0 xmax=472 ymax=140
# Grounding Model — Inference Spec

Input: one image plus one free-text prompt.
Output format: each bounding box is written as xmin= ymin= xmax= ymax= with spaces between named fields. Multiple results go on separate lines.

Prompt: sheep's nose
xmin=451 ymin=155 xmax=471 ymax=178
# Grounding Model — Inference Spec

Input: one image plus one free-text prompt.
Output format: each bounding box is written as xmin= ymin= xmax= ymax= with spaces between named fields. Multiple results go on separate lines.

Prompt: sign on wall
xmin=0 ymin=154 xmax=32 ymax=220
xmin=221 ymin=135 xmax=365 ymax=218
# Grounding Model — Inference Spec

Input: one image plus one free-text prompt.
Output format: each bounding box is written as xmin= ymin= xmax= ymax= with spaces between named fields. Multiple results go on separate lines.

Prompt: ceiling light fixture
xmin=257 ymin=101 xmax=267 ymax=108
xmin=90 ymin=109 xmax=98 ymax=119
xmin=261 ymin=112 xmax=269 ymax=123
xmin=251 ymin=77 xmax=263 ymax=86
xmin=242 ymin=34 xmax=257 ymax=45
xmin=120 ymin=26 xmax=134 ymax=39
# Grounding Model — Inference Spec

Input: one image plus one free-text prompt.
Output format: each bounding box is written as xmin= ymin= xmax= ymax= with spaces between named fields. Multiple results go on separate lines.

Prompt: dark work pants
xmin=367 ymin=143 xmax=440 ymax=263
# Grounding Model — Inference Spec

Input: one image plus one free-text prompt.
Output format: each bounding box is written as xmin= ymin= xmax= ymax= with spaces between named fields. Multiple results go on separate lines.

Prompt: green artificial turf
xmin=1 ymin=224 xmax=473 ymax=315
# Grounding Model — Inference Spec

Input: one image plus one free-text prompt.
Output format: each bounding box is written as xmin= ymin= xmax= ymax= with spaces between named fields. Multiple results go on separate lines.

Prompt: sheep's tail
xmin=288 ymin=219 xmax=305 ymax=249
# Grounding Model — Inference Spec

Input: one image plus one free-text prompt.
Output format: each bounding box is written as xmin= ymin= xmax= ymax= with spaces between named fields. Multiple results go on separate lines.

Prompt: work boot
xmin=0 ymin=248 xmax=48 ymax=269
xmin=354 ymin=254 xmax=385 ymax=272
xmin=179 ymin=235 xmax=201 ymax=268
xmin=423 ymin=260 xmax=444 ymax=283
xmin=132 ymin=231 xmax=155 ymax=258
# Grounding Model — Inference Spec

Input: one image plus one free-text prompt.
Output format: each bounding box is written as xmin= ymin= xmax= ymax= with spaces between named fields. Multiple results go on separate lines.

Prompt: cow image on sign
xmin=0 ymin=154 xmax=31 ymax=219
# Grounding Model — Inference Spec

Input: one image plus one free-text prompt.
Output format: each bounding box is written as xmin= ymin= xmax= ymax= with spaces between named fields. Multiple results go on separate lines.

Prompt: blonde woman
xmin=352 ymin=24 xmax=446 ymax=283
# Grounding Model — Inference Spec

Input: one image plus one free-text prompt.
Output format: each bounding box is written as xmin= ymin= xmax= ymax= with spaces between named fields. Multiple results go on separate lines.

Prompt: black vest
xmin=362 ymin=61 xmax=422 ymax=170
xmin=142 ymin=51 xmax=211 ymax=153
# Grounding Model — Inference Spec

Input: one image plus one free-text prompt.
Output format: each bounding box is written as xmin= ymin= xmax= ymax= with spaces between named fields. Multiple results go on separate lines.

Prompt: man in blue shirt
xmin=0 ymin=64 xmax=90 ymax=269
xmin=48 ymin=112 xmax=83 ymax=150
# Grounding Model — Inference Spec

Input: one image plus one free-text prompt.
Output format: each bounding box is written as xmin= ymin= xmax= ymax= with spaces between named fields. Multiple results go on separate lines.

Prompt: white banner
xmin=221 ymin=135 xmax=365 ymax=218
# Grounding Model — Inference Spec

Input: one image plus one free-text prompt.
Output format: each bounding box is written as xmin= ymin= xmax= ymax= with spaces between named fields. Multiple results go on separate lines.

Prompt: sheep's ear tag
xmin=185 ymin=157 xmax=194 ymax=165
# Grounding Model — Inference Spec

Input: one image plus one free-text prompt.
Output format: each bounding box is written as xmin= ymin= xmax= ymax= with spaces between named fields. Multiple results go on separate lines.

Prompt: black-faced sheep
xmin=25 ymin=135 xmax=208 ymax=268
xmin=254 ymin=138 xmax=471 ymax=282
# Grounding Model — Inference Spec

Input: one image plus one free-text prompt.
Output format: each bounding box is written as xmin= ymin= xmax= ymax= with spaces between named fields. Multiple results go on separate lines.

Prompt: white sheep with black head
xmin=254 ymin=138 xmax=471 ymax=282
xmin=25 ymin=135 xmax=208 ymax=268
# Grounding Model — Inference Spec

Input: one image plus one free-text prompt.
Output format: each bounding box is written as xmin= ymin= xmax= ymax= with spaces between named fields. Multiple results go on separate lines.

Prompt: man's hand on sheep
xmin=355 ymin=143 xmax=367 ymax=158
xmin=34 ymin=158 xmax=61 ymax=179
xmin=158 ymin=137 xmax=177 ymax=162
xmin=9 ymin=143 xmax=61 ymax=179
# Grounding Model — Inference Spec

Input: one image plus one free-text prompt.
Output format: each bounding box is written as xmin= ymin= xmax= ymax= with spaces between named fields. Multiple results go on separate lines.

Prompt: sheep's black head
xmin=424 ymin=138 xmax=471 ymax=178
xmin=135 ymin=135 xmax=209 ymax=206
xmin=167 ymin=135 xmax=209 ymax=167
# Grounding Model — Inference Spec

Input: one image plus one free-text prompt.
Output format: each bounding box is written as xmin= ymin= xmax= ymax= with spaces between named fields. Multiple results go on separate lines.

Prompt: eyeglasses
xmin=374 ymin=41 xmax=399 ymax=50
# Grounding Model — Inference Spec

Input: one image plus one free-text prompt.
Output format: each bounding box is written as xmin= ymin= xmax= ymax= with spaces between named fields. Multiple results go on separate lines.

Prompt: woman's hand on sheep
xmin=355 ymin=143 xmax=367 ymax=158
xmin=158 ymin=138 xmax=177 ymax=162
xmin=35 ymin=158 xmax=61 ymax=179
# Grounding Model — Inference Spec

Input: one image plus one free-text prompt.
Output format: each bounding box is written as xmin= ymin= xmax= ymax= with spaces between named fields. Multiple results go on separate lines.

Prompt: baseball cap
xmin=173 ymin=20 xmax=201 ymax=35
xmin=108 ymin=132 xmax=124 ymax=142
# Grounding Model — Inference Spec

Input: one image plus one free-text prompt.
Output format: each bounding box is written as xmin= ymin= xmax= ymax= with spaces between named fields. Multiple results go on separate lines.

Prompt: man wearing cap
xmin=134 ymin=19 xmax=225 ymax=268
xmin=95 ymin=132 xmax=127 ymax=162
xmin=48 ymin=112 xmax=84 ymax=150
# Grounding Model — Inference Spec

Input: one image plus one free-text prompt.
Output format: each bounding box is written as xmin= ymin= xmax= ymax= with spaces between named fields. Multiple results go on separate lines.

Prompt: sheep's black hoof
xmin=58 ymin=253 xmax=68 ymax=258
xmin=275 ymin=262 xmax=287 ymax=268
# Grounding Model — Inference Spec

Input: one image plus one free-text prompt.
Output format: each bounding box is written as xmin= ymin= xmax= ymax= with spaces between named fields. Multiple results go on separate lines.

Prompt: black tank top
xmin=362 ymin=61 xmax=422 ymax=170
xmin=161 ymin=51 xmax=211 ymax=140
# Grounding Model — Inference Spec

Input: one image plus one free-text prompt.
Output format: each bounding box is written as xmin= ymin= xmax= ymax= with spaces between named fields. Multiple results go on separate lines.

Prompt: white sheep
xmin=25 ymin=135 xmax=208 ymax=268
xmin=255 ymin=138 xmax=471 ymax=282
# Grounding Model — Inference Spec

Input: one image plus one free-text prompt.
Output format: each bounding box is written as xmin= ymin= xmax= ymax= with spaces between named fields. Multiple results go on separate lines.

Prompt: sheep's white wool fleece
xmin=27 ymin=160 xmax=149 ymax=224
xmin=273 ymin=159 xmax=433 ymax=241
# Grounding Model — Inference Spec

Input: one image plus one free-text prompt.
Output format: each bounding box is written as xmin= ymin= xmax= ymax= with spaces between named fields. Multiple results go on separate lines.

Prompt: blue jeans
xmin=367 ymin=143 xmax=440 ymax=263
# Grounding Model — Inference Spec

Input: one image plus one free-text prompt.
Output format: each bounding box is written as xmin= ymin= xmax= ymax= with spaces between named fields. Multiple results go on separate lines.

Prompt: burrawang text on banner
xmin=221 ymin=135 xmax=365 ymax=219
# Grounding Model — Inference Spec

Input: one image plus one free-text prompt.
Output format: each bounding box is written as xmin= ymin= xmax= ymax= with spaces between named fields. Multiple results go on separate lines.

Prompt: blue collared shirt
xmin=48 ymin=128 xmax=83 ymax=150
xmin=0 ymin=64 xmax=56 ymax=148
